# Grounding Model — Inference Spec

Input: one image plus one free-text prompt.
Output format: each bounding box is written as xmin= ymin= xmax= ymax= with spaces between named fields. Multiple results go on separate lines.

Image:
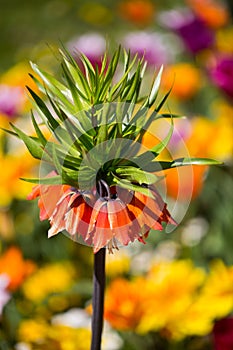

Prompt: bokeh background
xmin=0 ymin=0 xmax=233 ymax=349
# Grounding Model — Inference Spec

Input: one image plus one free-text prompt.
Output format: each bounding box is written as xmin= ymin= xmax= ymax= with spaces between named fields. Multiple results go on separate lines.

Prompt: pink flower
xmin=0 ymin=274 xmax=10 ymax=315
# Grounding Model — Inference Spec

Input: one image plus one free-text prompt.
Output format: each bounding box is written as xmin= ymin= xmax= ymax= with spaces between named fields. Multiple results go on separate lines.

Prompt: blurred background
xmin=0 ymin=0 xmax=233 ymax=349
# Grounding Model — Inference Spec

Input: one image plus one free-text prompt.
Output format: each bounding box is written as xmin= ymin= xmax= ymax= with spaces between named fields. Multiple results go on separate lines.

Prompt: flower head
xmin=159 ymin=8 xmax=215 ymax=53
xmin=0 ymin=84 xmax=25 ymax=118
xmin=9 ymin=47 xmax=219 ymax=253
xmin=28 ymin=181 xmax=175 ymax=253
xmin=208 ymin=54 xmax=233 ymax=99
xmin=0 ymin=246 xmax=36 ymax=291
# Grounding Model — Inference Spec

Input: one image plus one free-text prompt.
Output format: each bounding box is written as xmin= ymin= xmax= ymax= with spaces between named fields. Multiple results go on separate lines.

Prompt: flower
xmin=104 ymin=277 xmax=146 ymax=331
xmin=28 ymin=182 xmax=175 ymax=253
xmin=22 ymin=262 xmax=75 ymax=303
xmin=213 ymin=318 xmax=233 ymax=350
xmin=10 ymin=47 xmax=217 ymax=253
xmin=187 ymin=0 xmax=229 ymax=29
xmin=0 ymin=84 xmax=25 ymax=118
xmin=0 ymin=247 xmax=36 ymax=291
xmin=122 ymin=31 xmax=176 ymax=67
xmin=106 ymin=250 xmax=130 ymax=277
xmin=17 ymin=309 xmax=122 ymax=350
xmin=208 ymin=54 xmax=233 ymax=99
xmin=200 ymin=260 xmax=233 ymax=319
xmin=67 ymin=33 xmax=106 ymax=70
xmin=118 ymin=0 xmax=155 ymax=26
xmin=0 ymin=152 xmax=38 ymax=207
xmin=161 ymin=62 xmax=201 ymax=100
xmin=159 ymin=8 xmax=215 ymax=53
xmin=104 ymin=260 xmax=207 ymax=337
xmin=0 ymin=274 xmax=10 ymax=315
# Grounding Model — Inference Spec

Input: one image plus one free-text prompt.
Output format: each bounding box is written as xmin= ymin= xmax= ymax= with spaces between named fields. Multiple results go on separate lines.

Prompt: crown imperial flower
xmin=8 ymin=46 xmax=219 ymax=253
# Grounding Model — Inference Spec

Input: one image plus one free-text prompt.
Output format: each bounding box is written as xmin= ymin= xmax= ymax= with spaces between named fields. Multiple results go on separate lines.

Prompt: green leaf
xmin=155 ymin=83 xmax=174 ymax=113
xmin=112 ymin=173 xmax=155 ymax=198
xmin=20 ymin=175 xmax=62 ymax=185
xmin=31 ymin=111 xmax=47 ymax=146
xmin=27 ymin=86 xmax=60 ymax=130
xmin=115 ymin=166 xmax=159 ymax=185
xmin=30 ymin=62 xmax=75 ymax=112
xmin=0 ymin=127 xmax=17 ymax=137
xmin=148 ymin=65 xmax=163 ymax=107
xmin=10 ymin=123 xmax=44 ymax=160
xmin=146 ymin=157 xmax=222 ymax=172
xmin=60 ymin=48 xmax=92 ymax=99
xmin=134 ymin=117 xmax=174 ymax=165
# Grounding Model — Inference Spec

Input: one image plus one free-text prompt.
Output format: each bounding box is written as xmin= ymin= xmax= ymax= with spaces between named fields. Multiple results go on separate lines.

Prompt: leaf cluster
xmin=5 ymin=47 xmax=221 ymax=195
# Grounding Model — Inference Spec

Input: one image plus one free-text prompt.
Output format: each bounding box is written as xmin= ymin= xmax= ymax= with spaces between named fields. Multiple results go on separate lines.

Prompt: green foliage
xmin=10 ymin=47 xmax=219 ymax=196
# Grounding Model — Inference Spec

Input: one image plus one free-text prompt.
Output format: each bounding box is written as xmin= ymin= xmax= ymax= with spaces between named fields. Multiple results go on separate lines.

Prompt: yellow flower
xmin=49 ymin=325 xmax=91 ymax=350
xmin=201 ymin=260 xmax=233 ymax=318
xmin=22 ymin=262 xmax=75 ymax=302
xmin=165 ymin=297 xmax=214 ymax=340
xmin=104 ymin=260 xmax=206 ymax=335
xmin=185 ymin=116 xmax=233 ymax=161
xmin=106 ymin=250 xmax=130 ymax=277
xmin=18 ymin=319 xmax=48 ymax=343
xmin=17 ymin=320 xmax=91 ymax=350
xmin=137 ymin=260 xmax=205 ymax=333
xmin=0 ymin=152 xmax=38 ymax=207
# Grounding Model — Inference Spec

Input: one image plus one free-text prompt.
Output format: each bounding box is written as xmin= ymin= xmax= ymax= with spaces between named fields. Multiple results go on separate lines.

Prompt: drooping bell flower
xmin=8 ymin=47 xmax=219 ymax=253
xmin=28 ymin=180 xmax=175 ymax=253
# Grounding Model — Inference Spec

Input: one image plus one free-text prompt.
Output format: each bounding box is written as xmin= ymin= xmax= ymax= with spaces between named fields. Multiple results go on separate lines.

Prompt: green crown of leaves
xmin=5 ymin=46 xmax=220 ymax=196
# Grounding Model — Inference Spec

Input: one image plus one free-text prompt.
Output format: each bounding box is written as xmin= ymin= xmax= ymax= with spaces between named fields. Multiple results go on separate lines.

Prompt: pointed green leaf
xmin=112 ymin=173 xmax=155 ymax=198
xmin=115 ymin=167 xmax=159 ymax=185
xmin=146 ymin=157 xmax=222 ymax=172
xmin=20 ymin=175 xmax=62 ymax=185
xmin=10 ymin=123 xmax=43 ymax=159
xmin=27 ymin=86 xmax=60 ymax=130
xmin=148 ymin=65 xmax=163 ymax=106
xmin=31 ymin=111 xmax=47 ymax=146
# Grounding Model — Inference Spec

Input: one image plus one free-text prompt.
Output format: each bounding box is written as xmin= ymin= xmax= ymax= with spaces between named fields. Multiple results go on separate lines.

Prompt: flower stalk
xmin=91 ymin=248 xmax=106 ymax=350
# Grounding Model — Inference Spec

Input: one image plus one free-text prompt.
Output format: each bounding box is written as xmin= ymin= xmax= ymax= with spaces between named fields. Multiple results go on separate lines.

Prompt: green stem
xmin=91 ymin=248 xmax=106 ymax=350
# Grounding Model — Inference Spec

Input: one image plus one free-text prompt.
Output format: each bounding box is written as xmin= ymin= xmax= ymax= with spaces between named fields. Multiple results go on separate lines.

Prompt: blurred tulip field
xmin=0 ymin=0 xmax=233 ymax=349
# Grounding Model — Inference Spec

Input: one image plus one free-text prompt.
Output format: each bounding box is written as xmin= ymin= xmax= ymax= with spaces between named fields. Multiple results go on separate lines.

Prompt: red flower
xmin=213 ymin=318 xmax=233 ymax=350
xmin=28 ymin=178 xmax=175 ymax=253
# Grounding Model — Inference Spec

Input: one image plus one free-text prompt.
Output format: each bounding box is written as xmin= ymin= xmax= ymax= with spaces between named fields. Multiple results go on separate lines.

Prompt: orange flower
xmin=28 ymin=179 xmax=175 ymax=253
xmin=118 ymin=0 xmax=155 ymax=26
xmin=104 ymin=278 xmax=145 ymax=330
xmin=162 ymin=63 xmax=201 ymax=100
xmin=187 ymin=0 xmax=229 ymax=29
xmin=0 ymin=247 xmax=36 ymax=291
xmin=163 ymin=165 xmax=208 ymax=200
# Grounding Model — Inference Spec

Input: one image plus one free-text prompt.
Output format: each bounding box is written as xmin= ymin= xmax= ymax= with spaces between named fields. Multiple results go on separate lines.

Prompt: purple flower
xmin=159 ymin=9 xmax=215 ymax=54
xmin=67 ymin=33 xmax=106 ymax=69
xmin=213 ymin=318 xmax=233 ymax=350
xmin=122 ymin=31 xmax=177 ymax=66
xmin=209 ymin=55 xmax=233 ymax=99
xmin=0 ymin=85 xmax=25 ymax=118
xmin=0 ymin=274 xmax=10 ymax=315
